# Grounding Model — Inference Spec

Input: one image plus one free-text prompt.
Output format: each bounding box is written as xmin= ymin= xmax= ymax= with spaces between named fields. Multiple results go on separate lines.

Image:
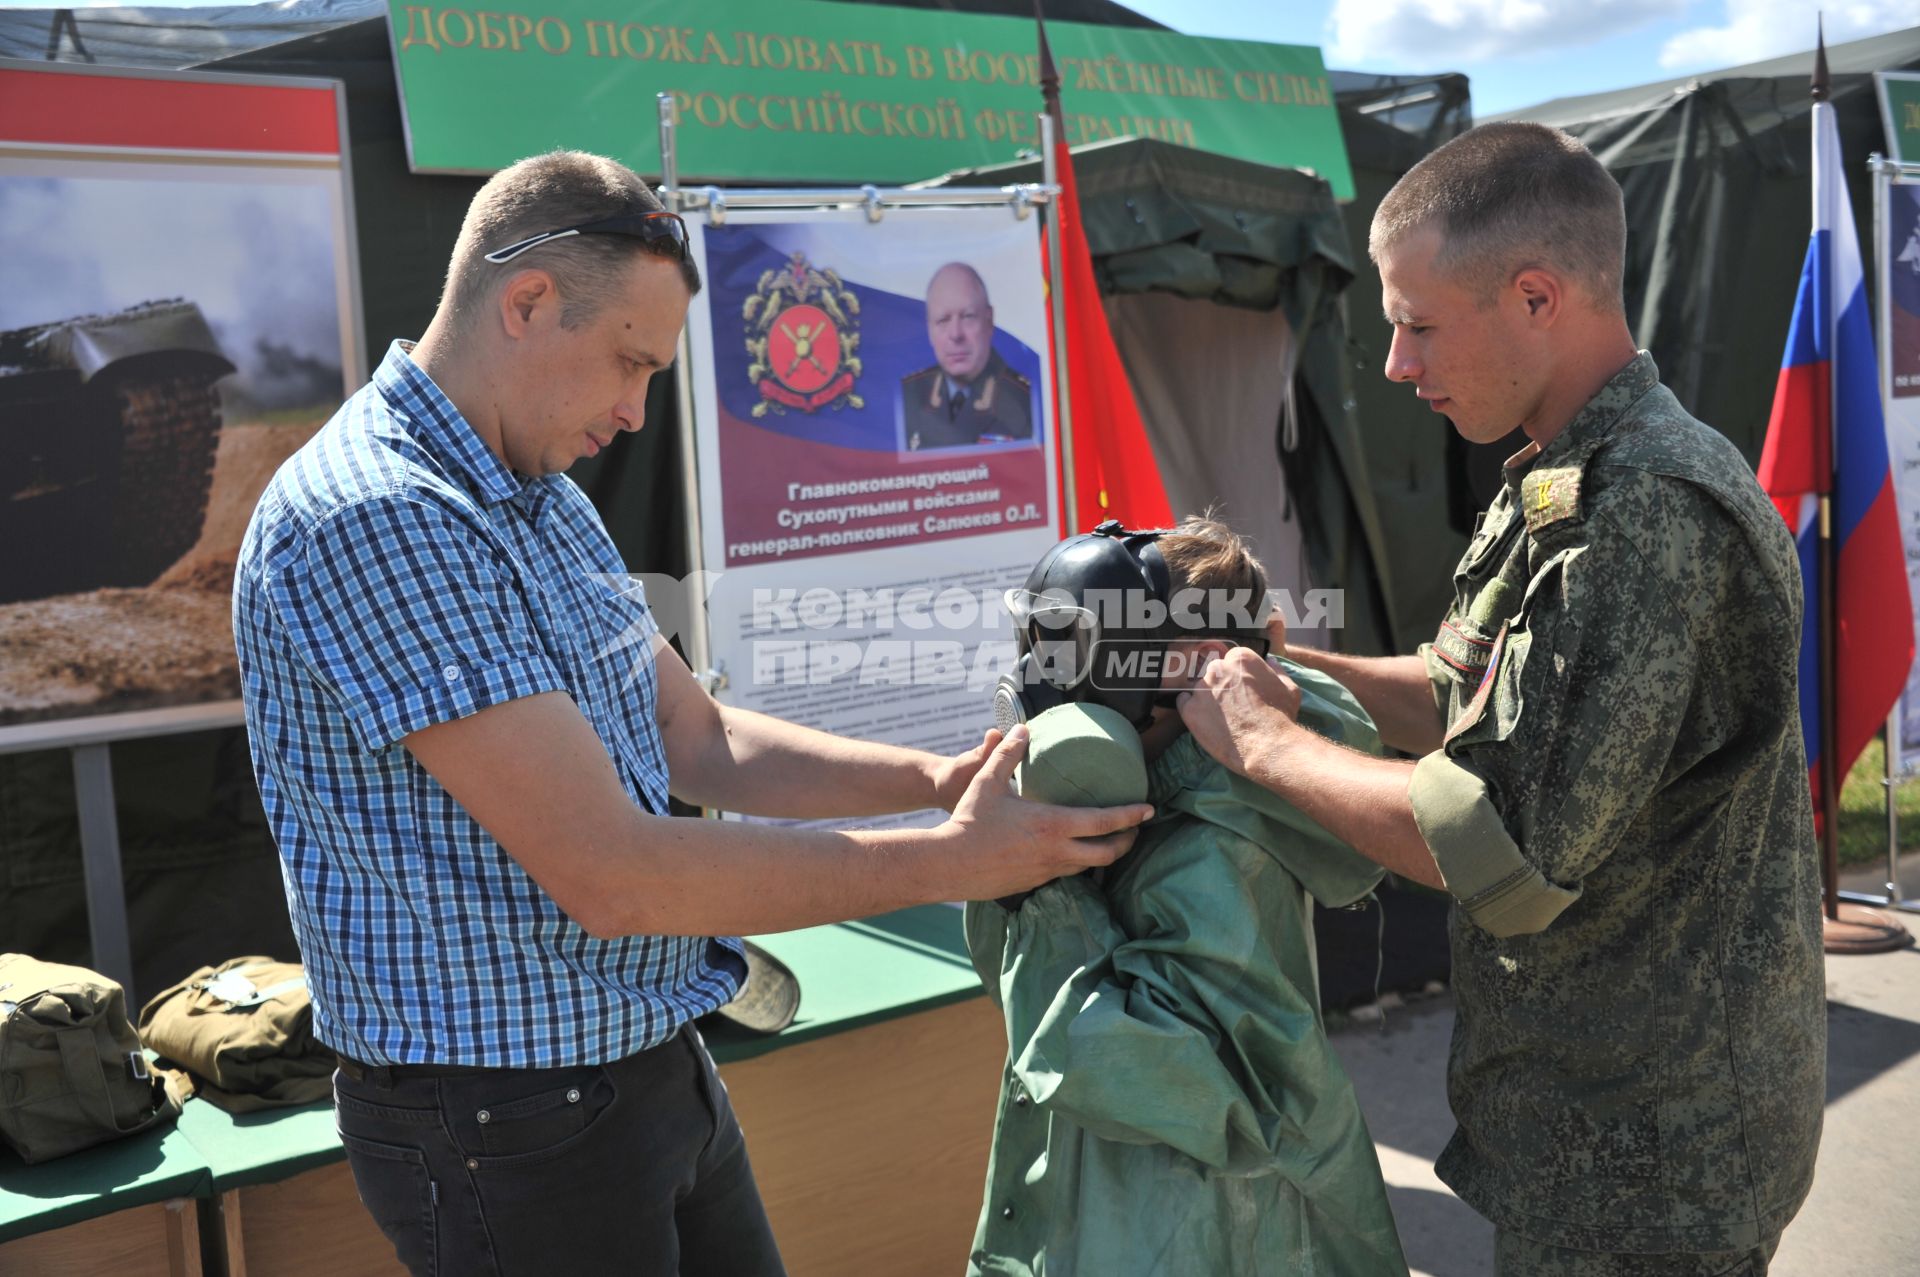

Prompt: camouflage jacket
xmin=1408 ymin=353 xmax=1824 ymax=1253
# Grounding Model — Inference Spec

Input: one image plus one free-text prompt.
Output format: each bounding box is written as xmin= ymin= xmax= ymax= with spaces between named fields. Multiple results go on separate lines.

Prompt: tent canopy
xmin=1494 ymin=25 xmax=1920 ymax=130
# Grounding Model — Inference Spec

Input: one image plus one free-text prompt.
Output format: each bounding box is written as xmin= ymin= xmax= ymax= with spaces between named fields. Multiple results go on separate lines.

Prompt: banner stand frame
xmin=653 ymin=91 xmax=1065 ymax=720
xmin=1851 ymin=154 xmax=1920 ymax=915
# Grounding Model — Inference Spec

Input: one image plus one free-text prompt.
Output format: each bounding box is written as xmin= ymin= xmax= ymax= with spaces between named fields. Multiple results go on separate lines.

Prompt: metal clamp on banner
xmin=672 ymin=184 xmax=1054 ymax=223
xmin=694 ymin=666 xmax=728 ymax=696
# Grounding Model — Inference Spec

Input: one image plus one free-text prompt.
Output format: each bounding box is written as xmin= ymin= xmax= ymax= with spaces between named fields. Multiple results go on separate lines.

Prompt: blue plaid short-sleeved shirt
xmin=234 ymin=341 xmax=744 ymax=1067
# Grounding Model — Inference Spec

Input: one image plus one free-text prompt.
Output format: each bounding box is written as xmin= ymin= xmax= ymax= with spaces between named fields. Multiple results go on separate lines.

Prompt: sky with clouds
xmin=3 ymin=0 xmax=1914 ymax=117
xmin=1124 ymin=0 xmax=1916 ymax=115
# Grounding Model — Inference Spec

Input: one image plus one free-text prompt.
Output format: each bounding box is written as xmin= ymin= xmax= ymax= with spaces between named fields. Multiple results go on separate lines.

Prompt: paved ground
xmin=1332 ymin=907 xmax=1920 ymax=1277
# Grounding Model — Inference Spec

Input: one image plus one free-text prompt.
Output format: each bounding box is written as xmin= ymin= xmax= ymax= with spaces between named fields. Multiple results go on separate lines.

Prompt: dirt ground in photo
xmin=0 ymin=417 xmax=322 ymax=726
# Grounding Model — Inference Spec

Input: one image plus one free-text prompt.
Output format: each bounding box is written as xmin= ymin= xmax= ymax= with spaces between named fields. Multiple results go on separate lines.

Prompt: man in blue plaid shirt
xmin=233 ymin=151 xmax=1149 ymax=1277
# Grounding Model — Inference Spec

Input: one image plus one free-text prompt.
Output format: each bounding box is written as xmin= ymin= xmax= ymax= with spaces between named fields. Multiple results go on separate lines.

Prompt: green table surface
xmin=705 ymin=902 xmax=982 ymax=1064
xmin=175 ymin=1099 xmax=343 ymax=1194
xmin=0 ymin=905 xmax=985 ymax=1238
xmin=0 ymin=1121 xmax=208 ymax=1244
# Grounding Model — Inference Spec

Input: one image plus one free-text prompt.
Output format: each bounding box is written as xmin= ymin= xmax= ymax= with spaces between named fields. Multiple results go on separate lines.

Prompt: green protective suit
xmin=964 ymin=663 xmax=1411 ymax=1276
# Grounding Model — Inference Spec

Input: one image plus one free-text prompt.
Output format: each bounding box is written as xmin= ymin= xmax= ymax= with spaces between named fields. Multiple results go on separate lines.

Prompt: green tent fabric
xmin=936 ymin=138 xmax=1401 ymax=656
xmin=1336 ymin=101 xmax=1477 ymax=657
xmin=1491 ymin=25 xmax=1920 ymax=468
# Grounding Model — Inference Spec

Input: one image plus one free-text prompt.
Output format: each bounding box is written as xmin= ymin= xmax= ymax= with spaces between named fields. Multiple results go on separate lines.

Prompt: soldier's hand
xmin=939 ymin=725 xmax=1152 ymax=901
xmin=1176 ymin=646 xmax=1303 ymax=779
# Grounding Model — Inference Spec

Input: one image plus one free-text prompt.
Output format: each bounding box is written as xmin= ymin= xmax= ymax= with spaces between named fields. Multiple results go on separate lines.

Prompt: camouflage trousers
xmin=1494 ymin=1230 xmax=1780 ymax=1276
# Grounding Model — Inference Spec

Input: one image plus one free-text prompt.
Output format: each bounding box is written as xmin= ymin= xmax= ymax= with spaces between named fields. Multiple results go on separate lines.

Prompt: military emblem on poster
xmin=743 ymin=252 xmax=863 ymax=416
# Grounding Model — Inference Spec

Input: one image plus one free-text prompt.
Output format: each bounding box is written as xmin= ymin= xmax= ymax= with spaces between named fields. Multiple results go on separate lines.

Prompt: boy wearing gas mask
xmin=965 ymin=518 xmax=1409 ymax=1276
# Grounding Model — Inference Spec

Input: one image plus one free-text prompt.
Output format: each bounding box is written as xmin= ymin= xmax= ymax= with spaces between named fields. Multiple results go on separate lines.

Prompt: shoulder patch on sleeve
xmin=1522 ymin=466 xmax=1583 ymax=534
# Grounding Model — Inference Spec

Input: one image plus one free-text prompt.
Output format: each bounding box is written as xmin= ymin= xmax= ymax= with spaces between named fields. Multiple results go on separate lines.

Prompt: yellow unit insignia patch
xmin=1522 ymin=466 xmax=1583 ymax=533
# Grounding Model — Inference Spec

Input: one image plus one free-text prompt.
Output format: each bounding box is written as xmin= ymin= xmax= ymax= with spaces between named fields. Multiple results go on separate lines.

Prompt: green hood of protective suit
xmin=964 ymin=661 xmax=1410 ymax=1277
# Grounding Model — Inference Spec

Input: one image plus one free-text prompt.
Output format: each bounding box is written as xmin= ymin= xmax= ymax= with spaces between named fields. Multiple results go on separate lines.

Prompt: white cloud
xmin=1660 ymin=0 xmax=1916 ymax=70
xmin=1327 ymin=0 xmax=1682 ymax=68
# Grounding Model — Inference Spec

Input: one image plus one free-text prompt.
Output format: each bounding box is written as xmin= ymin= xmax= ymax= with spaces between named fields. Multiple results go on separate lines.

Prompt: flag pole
xmin=1811 ymin=24 xmax=1913 ymax=952
xmin=1813 ymin=22 xmax=1844 ymax=924
xmin=1041 ymin=114 xmax=1076 ymax=538
xmin=1035 ymin=3 xmax=1076 ymax=535
xmin=1819 ymin=499 xmax=1842 ymax=924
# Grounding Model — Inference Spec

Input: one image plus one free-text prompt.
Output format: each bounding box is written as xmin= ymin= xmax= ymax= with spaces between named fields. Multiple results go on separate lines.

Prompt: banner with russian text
xmin=682 ymin=205 xmax=1057 ymax=828
xmin=385 ymin=0 xmax=1352 ymax=198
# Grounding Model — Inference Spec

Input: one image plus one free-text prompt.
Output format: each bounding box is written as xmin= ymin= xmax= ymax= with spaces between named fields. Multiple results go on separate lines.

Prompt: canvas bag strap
xmin=53 ymin=1014 xmax=164 ymax=1137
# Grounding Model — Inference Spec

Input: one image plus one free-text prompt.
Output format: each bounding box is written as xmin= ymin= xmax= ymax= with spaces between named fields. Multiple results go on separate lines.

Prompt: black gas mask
xmin=991 ymin=520 xmax=1270 ymax=733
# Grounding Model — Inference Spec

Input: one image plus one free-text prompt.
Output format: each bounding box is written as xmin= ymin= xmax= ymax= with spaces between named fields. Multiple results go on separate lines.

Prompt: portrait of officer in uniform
xmin=900 ymin=262 xmax=1034 ymax=450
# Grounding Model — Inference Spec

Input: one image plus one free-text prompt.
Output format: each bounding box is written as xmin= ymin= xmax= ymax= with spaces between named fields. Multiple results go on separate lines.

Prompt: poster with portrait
xmin=0 ymin=63 xmax=363 ymax=739
xmin=1885 ymin=177 xmax=1920 ymax=774
xmin=683 ymin=205 xmax=1058 ymax=827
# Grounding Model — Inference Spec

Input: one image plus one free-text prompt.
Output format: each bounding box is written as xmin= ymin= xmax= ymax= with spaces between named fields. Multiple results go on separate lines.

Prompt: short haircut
xmin=1369 ymin=122 xmax=1626 ymax=311
xmin=1158 ymin=514 xmax=1268 ymax=606
xmin=442 ymin=150 xmax=701 ymax=332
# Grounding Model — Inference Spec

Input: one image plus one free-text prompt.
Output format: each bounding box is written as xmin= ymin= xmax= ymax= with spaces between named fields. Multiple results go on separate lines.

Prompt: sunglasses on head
xmin=482 ymin=210 xmax=691 ymax=265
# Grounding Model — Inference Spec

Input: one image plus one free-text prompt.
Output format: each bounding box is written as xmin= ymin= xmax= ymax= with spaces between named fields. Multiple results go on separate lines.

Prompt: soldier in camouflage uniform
xmin=1173 ymin=122 xmax=1823 ymax=1275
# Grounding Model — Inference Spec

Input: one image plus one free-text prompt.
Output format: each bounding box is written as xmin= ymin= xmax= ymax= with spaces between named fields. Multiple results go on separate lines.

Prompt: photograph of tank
xmin=0 ymin=162 xmax=358 ymax=729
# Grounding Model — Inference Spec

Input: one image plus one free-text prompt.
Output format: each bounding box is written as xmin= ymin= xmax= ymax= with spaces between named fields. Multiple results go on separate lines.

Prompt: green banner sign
xmin=1880 ymin=72 xmax=1920 ymax=169
xmin=387 ymin=0 xmax=1354 ymax=198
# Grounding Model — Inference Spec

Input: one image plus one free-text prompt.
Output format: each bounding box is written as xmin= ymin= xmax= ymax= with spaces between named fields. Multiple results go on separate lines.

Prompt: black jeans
xmin=333 ymin=1025 xmax=786 ymax=1276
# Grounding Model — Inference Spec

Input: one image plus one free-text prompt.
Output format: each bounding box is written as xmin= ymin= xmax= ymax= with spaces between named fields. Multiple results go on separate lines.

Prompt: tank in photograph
xmin=0 ymin=299 xmax=235 ymax=604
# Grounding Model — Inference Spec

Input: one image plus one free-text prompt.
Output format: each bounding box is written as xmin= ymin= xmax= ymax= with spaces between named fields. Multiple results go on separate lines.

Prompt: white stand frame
xmin=651 ymin=93 xmax=1069 ymax=699
xmin=1850 ymin=153 xmax=1920 ymax=915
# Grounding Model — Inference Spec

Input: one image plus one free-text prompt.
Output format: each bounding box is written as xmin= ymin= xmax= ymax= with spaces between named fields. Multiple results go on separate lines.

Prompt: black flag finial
xmin=1034 ymin=0 xmax=1063 ymax=129
xmin=1812 ymin=13 xmax=1830 ymax=103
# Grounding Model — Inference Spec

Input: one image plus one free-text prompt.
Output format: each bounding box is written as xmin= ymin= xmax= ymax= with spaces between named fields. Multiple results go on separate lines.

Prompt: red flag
xmin=1037 ymin=13 xmax=1172 ymax=534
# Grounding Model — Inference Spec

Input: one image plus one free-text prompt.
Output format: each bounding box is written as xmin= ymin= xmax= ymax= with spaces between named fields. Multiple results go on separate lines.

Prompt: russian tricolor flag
xmin=1757 ymin=95 xmax=1914 ymax=822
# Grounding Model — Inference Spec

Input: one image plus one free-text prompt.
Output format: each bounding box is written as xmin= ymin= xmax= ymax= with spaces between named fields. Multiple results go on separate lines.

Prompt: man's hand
xmin=932 ymin=728 xmax=1003 ymax=812
xmin=1176 ymin=647 xmax=1303 ymax=779
xmin=938 ymin=725 xmax=1152 ymax=901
